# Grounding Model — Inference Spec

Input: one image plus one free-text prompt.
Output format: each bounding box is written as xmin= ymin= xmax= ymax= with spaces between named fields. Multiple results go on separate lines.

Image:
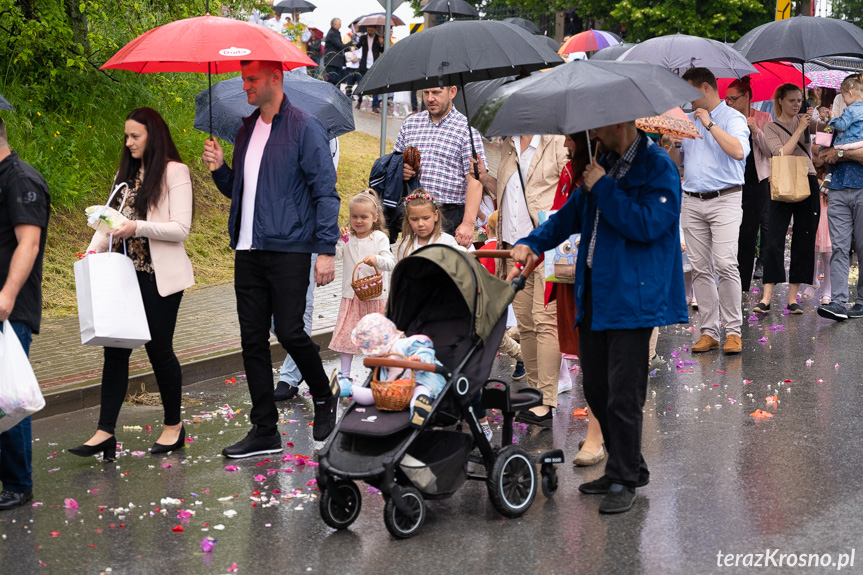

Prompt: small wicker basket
xmin=351 ymin=261 xmax=384 ymax=301
xmin=371 ymin=353 xmax=417 ymax=412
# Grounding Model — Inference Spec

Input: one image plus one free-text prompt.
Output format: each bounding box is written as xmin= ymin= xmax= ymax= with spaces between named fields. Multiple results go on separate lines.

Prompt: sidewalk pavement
xmin=30 ymin=108 xmax=502 ymax=414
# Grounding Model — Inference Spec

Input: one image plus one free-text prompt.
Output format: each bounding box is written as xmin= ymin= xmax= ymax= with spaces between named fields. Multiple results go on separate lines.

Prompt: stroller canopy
xmin=387 ymin=245 xmax=513 ymax=344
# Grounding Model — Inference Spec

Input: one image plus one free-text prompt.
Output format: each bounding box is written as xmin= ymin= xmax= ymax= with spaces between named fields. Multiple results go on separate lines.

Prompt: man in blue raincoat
xmin=511 ymin=121 xmax=688 ymax=514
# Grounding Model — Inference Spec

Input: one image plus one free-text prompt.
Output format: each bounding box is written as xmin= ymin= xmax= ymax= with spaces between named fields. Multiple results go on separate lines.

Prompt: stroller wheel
xmin=487 ymin=446 xmax=536 ymax=518
xmin=320 ymin=479 xmax=362 ymax=530
xmin=541 ymin=468 xmax=559 ymax=498
xmin=383 ymin=487 xmax=425 ymax=539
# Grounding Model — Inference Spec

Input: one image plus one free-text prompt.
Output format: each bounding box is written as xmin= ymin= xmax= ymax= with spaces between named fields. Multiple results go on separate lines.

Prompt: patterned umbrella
xmin=806 ymin=69 xmax=854 ymax=90
xmin=636 ymin=107 xmax=701 ymax=139
xmin=559 ymin=29 xmax=620 ymax=55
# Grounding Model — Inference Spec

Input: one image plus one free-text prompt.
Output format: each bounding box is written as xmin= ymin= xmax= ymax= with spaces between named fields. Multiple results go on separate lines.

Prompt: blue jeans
xmin=271 ymin=254 xmax=317 ymax=386
xmin=0 ymin=321 xmax=33 ymax=493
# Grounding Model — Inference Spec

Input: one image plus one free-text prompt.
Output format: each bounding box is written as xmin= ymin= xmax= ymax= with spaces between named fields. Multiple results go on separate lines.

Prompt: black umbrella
xmin=589 ymin=43 xmax=637 ymax=61
xmin=618 ymin=34 xmax=757 ymax=78
xmin=273 ymin=0 xmax=316 ymax=15
xmin=193 ymin=71 xmax=354 ymax=143
xmin=453 ymin=76 xmax=517 ymax=119
xmin=0 ymin=92 xmax=12 ymax=111
xmin=420 ymin=0 xmax=479 ymax=19
xmin=503 ymin=17 xmax=540 ymax=35
xmin=472 ymin=60 xmax=703 ymax=156
xmin=533 ymin=35 xmax=560 ymax=53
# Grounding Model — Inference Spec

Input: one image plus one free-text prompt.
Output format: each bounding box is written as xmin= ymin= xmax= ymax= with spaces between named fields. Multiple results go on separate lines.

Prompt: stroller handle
xmin=475 ymin=249 xmax=537 ymax=281
xmin=363 ymin=357 xmax=448 ymax=375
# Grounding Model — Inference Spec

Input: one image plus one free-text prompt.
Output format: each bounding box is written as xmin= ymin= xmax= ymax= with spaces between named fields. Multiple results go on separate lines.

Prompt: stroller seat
xmin=340 ymin=405 xmax=412 ymax=437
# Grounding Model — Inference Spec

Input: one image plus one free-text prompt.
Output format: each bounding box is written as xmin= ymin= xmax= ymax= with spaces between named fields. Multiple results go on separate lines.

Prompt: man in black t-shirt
xmin=0 ymin=116 xmax=50 ymax=511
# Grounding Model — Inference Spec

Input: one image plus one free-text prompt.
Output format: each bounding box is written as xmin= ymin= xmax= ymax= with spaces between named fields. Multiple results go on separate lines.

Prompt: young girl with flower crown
xmin=328 ymin=190 xmax=396 ymax=393
xmin=396 ymin=190 xmax=461 ymax=261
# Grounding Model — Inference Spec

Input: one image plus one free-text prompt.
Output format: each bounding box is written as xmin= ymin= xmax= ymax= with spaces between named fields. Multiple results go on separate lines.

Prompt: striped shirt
xmin=394 ymin=106 xmax=488 ymax=205
xmin=587 ymin=132 xmax=646 ymax=268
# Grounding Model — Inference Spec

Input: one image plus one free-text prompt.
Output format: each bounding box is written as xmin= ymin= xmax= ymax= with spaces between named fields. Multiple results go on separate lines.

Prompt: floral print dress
xmin=110 ymin=175 xmax=153 ymax=275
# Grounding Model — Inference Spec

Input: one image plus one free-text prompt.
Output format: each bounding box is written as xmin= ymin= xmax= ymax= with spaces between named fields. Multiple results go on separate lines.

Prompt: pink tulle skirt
xmin=329 ymin=296 xmax=388 ymax=355
xmin=816 ymin=193 xmax=831 ymax=252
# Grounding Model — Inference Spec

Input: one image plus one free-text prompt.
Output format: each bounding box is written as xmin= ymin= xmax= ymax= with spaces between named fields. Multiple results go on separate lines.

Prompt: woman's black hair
xmin=113 ymin=107 xmax=183 ymax=216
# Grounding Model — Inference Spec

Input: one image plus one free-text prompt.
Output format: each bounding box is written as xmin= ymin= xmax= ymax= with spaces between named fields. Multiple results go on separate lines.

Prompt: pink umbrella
xmin=806 ymin=69 xmax=853 ymax=90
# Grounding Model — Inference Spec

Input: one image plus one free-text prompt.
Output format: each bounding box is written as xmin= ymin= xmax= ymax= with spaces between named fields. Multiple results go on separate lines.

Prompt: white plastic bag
xmin=0 ymin=321 xmax=45 ymax=433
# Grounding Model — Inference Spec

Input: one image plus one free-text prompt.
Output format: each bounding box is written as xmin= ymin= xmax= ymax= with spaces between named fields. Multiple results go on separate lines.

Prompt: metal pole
xmin=380 ymin=0 xmax=393 ymax=157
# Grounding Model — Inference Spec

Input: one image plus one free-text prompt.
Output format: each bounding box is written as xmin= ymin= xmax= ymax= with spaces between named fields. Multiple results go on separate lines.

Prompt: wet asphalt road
xmin=4 ymin=285 xmax=863 ymax=575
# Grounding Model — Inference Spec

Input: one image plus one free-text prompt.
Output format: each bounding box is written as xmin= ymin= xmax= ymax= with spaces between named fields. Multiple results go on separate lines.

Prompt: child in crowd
xmin=396 ymin=190 xmax=460 ymax=261
xmin=350 ymin=313 xmax=446 ymax=430
xmin=824 ymin=76 xmax=863 ymax=185
xmin=807 ymin=163 xmax=833 ymax=305
xmin=328 ymin=190 xmax=396 ymax=394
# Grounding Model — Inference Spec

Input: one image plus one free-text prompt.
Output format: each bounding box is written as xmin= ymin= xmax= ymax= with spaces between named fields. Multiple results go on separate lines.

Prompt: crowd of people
xmin=3 ymin=12 xmax=863 ymax=520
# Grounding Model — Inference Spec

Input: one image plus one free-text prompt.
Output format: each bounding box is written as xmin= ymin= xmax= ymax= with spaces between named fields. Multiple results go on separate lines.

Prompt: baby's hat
xmin=350 ymin=313 xmax=403 ymax=356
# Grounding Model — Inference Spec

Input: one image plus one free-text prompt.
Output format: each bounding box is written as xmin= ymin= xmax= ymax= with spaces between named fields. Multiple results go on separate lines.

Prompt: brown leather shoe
xmin=723 ymin=334 xmax=742 ymax=354
xmin=691 ymin=334 xmax=719 ymax=353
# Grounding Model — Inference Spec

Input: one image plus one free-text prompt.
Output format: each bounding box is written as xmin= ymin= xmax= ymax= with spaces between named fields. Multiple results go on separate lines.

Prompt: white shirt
xmin=237 ymin=116 xmax=271 ymax=250
xmin=335 ymin=230 xmax=395 ymax=300
xmin=501 ymin=135 xmax=539 ymax=245
xmin=397 ymin=231 xmax=461 ymax=261
xmin=366 ymin=35 xmax=375 ymax=69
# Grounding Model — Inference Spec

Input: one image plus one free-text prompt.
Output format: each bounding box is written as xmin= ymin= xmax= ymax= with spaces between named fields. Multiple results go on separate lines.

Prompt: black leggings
xmin=97 ymin=271 xmax=183 ymax=434
xmin=762 ymin=175 xmax=821 ymax=286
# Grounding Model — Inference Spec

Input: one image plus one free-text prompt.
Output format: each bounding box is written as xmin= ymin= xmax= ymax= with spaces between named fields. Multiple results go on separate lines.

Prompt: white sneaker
xmin=558 ymin=379 xmax=573 ymax=394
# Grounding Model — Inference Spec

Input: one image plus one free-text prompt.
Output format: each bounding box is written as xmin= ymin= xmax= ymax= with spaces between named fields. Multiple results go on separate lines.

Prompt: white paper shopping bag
xmin=74 ymin=252 xmax=151 ymax=348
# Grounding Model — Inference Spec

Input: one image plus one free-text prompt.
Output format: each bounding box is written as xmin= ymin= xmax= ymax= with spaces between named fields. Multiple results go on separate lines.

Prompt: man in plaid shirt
xmin=394 ymin=86 xmax=487 ymax=247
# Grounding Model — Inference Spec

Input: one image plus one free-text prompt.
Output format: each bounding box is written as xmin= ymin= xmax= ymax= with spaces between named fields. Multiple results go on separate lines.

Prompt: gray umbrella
xmin=590 ymin=43 xmax=637 ymax=61
xmin=618 ymin=34 xmax=757 ymax=78
xmin=734 ymin=16 xmax=863 ymax=64
xmin=533 ymin=35 xmax=560 ymax=53
xmin=503 ymin=17 xmax=540 ymax=35
xmin=453 ymin=75 xmax=517 ymax=119
xmin=0 ymin=92 xmax=12 ymax=111
xmin=193 ymin=72 xmax=354 ymax=143
xmin=273 ymin=0 xmax=316 ymax=15
xmin=420 ymin=0 xmax=478 ymax=19
xmin=472 ymin=60 xmax=703 ymax=139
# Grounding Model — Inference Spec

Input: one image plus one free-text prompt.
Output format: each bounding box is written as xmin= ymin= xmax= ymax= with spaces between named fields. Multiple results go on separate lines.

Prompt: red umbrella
xmin=101 ymin=14 xmax=315 ymax=73
xmin=717 ymin=61 xmax=810 ymax=102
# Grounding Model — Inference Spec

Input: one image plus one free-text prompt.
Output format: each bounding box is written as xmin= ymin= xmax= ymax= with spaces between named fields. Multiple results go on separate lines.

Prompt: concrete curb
xmin=35 ymin=329 xmax=334 ymax=421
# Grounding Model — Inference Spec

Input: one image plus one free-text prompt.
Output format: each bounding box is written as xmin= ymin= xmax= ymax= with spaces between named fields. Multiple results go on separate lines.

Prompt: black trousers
xmin=235 ymin=250 xmax=329 ymax=435
xmin=762 ymin=175 xmax=821 ymax=286
xmin=439 ymin=204 xmax=465 ymax=237
xmin=98 ymin=272 xmax=183 ymax=434
xmin=578 ymin=270 xmax=652 ymax=489
xmin=384 ymin=202 xmax=405 ymax=244
xmin=738 ymin=178 xmax=770 ymax=291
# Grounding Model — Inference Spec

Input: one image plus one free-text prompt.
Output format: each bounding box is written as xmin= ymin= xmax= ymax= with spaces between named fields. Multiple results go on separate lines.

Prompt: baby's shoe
xmin=337 ymin=371 xmax=354 ymax=398
xmin=410 ymin=394 xmax=432 ymax=429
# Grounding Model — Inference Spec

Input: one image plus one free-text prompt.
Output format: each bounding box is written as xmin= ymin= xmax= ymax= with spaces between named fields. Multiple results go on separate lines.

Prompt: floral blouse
xmin=110 ymin=175 xmax=153 ymax=274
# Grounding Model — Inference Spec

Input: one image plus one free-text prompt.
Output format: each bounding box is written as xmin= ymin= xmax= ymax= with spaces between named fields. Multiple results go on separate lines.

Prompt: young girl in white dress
xmin=396 ymin=190 xmax=460 ymax=261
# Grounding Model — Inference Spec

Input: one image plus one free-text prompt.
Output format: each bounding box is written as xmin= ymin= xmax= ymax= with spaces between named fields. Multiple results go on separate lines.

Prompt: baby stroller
xmin=317 ymin=245 xmax=564 ymax=539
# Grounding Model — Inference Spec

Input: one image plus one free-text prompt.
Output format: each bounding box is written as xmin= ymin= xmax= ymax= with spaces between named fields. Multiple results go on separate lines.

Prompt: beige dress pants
xmin=507 ymin=261 xmax=561 ymax=407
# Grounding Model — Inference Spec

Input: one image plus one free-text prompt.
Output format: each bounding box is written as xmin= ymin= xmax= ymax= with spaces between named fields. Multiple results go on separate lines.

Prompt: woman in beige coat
xmin=69 ymin=108 xmax=194 ymax=461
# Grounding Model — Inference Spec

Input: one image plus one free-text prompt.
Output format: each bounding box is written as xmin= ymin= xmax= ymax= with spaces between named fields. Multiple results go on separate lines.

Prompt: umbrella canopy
xmin=636 ymin=107 xmax=701 ymax=139
xmin=801 ymin=69 xmax=853 ymax=90
xmin=355 ymin=20 xmax=562 ymax=96
xmin=273 ymin=0 xmax=316 ymax=15
xmin=559 ymin=29 xmax=620 ymax=55
xmin=420 ymin=0 xmax=479 ymax=19
xmin=717 ymin=61 xmax=809 ymax=101
xmin=472 ymin=60 xmax=704 ymax=138
xmin=590 ymin=42 xmax=636 ymax=61
xmin=533 ymin=35 xmax=560 ymax=53
xmin=453 ymin=76 xmax=517 ymax=120
xmin=193 ymin=72 xmax=354 ymax=143
xmin=0 ymin=92 xmax=12 ymax=111
xmin=101 ymin=14 xmax=316 ymax=73
xmin=618 ymin=34 xmax=757 ymax=79
xmin=355 ymin=13 xmax=405 ymax=29
xmin=502 ymin=17 xmax=540 ymax=35
xmin=733 ymin=16 xmax=863 ymax=64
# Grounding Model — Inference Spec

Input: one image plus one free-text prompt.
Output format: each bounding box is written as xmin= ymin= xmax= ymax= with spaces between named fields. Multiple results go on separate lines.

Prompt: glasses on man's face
xmin=725 ymin=93 xmax=746 ymax=104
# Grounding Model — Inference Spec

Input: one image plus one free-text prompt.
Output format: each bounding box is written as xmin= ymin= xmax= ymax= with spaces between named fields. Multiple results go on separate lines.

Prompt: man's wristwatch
xmin=706 ymin=121 xmax=715 ymax=132
xmin=838 ymin=149 xmax=845 ymax=159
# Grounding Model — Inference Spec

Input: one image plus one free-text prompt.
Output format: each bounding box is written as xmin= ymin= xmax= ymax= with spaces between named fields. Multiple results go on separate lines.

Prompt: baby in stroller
xmin=350 ymin=313 xmax=444 ymax=428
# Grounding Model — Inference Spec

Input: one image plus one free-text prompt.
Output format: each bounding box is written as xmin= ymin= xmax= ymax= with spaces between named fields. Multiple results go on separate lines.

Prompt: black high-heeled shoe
xmin=69 ymin=436 xmax=117 ymax=461
xmin=151 ymin=426 xmax=186 ymax=455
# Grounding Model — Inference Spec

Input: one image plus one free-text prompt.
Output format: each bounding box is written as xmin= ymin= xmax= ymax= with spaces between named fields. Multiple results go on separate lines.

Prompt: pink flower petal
xmin=64 ymin=498 xmax=78 ymax=509
xmin=224 ymin=465 xmax=239 ymax=472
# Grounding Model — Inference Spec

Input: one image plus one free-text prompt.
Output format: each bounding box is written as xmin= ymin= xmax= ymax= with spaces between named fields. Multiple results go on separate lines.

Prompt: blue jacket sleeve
xmin=590 ymin=152 xmax=680 ymax=244
xmin=516 ymin=187 xmax=584 ymax=257
xmin=211 ymin=162 xmax=234 ymax=199
xmin=300 ymin=118 xmax=341 ymax=255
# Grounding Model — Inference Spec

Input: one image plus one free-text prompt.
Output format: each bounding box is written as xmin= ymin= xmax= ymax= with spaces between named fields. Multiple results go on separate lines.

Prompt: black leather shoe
xmin=0 ymin=490 xmax=33 ymax=511
xmin=69 ymin=436 xmax=117 ymax=461
xmin=599 ymin=484 xmax=636 ymax=514
xmin=578 ymin=474 xmax=649 ymax=495
xmin=273 ymin=381 xmax=300 ymax=401
xmin=515 ymin=409 xmax=553 ymax=429
xmin=222 ymin=426 xmax=282 ymax=459
xmin=151 ymin=426 xmax=186 ymax=455
xmin=313 ymin=395 xmax=339 ymax=441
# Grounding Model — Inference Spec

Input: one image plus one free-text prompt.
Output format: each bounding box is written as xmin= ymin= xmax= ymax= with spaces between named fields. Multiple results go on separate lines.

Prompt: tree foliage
xmin=609 ymin=0 xmax=772 ymax=42
xmin=831 ymin=0 xmax=863 ymax=25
